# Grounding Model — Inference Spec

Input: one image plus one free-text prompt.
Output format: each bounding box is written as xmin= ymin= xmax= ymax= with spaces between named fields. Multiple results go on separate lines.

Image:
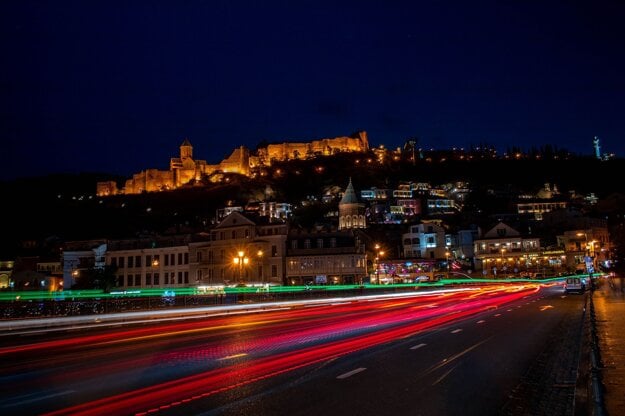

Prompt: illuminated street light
xmin=233 ymin=250 xmax=249 ymax=282
xmin=257 ymin=250 xmax=264 ymax=284
xmin=375 ymin=244 xmax=385 ymax=284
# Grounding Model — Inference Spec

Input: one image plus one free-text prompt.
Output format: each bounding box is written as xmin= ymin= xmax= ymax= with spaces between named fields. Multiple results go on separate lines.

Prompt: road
xmin=0 ymin=283 xmax=585 ymax=415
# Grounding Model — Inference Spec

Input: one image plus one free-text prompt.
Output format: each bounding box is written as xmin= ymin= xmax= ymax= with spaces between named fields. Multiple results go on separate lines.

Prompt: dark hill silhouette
xmin=1 ymin=155 xmax=623 ymax=257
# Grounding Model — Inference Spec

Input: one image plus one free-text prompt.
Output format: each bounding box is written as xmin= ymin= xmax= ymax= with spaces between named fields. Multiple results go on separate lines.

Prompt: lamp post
xmin=445 ymin=251 xmax=451 ymax=277
xmin=500 ymin=248 xmax=506 ymax=278
xmin=233 ymin=250 xmax=249 ymax=283
xmin=257 ymin=250 xmax=264 ymax=284
xmin=151 ymin=257 xmax=159 ymax=288
xmin=374 ymin=244 xmax=385 ymax=284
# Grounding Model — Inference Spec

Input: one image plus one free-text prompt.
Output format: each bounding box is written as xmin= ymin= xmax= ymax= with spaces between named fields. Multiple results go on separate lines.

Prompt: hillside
xmin=2 ymin=155 xmax=624 ymax=257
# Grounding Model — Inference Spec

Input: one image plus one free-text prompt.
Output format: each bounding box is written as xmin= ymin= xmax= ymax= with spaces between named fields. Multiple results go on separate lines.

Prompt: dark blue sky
xmin=1 ymin=0 xmax=624 ymax=180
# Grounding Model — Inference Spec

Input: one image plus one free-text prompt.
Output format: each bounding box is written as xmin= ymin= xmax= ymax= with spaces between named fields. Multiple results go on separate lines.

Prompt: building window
xmin=128 ymin=256 xmax=134 ymax=268
xmin=304 ymin=239 xmax=311 ymax=249
xmin=271 ymin=265 xmax=278 ymax=277
xmin=154 ymin=254 xmax=160 ymax=265
xmin=117 ymin=276 xmax=124 ymax=287
xmin=135 ymin=256 xmax=141 ymax=268
xmin=164 ymin=272 xmax=169 ymax=285
xmin=330 ymin=238 xmax=337 ymax=248
xmin=197 ymin=251 xmax=202 ymax=262
xmin=127 ymin=275 xmax=133 ymax=286
xmin=170 ymin=254 xmax=175 ymax=265
xmin=154 ymin=273 xmax=160 ymax=285
xmin=317 ymin=239 xmax=323 ymax=248
xmin=178 ymin=253 xmax=183 ymax=265
xmin=165 ymin=255 xmax=169 ymax=266
xmin=146 ymin=255 xmax=151 ymax=266
xmin=245 ymin=229 xmax=250 ymax=238
xmin=146 ymin=273 xmax=152 ymax=286
xmin=184 ymin=271 xmax=189 ymax=284
xmin=110 ymin=258 xmax=117 ymax=267
xmin=178 ymin=272 xmax=183 ymax=284
xmin=272 ymin=245 xmax=277 ymax=257
xmin=291 ymin=240 xmax=298 ymax=249
xmin=196 ymin=270 xmax=202 ymax=281
xmin=232 ymin=230 xmax=236 ymax=239
xmin=118 ymin=257 xmax=124 ymax=268
xmin=135 ymin=274 xmax=141 ymax=286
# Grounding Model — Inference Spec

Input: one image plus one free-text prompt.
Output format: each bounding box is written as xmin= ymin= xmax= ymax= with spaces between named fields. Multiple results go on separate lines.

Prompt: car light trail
xmin=33 ymin=284 xmax=540 ymax=416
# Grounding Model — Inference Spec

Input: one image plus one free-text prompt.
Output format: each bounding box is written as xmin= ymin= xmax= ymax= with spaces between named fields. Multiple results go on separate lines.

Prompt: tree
xmin=71 ymin=265 xmax=118 ymax=292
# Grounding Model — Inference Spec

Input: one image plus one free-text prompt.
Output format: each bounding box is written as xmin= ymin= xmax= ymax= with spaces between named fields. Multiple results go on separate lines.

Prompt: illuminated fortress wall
xmin=260 ymin=131 xmax=369 ymax=164
xmin=96 ymin=132 xmax=368 ymax=196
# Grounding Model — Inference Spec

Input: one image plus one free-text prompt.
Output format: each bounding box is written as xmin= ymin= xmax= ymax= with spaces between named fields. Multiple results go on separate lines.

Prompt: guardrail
xmin=588 ymin=287 xmax=607 ymax=416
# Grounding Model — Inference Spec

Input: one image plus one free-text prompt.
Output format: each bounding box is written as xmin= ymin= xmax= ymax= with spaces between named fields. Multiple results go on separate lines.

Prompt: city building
xmin=106 ymin=236 xmax=191 ymax=289
xmin=558 ymin=227 xmax=611 ymax=272
xmin=62 ymin=240 xmax=108 ymax=288
xmin=286 ymin=228 xmax=367 ymax=285
xmin=402 ymin=221 xmax=447 ymax=260
xmin=473 ymin=222 xmax=554 ymax=277
xmin=189 ymin=212 xmax=288 ymax=286
xmin=0 ymin=260 xmax=14 ymax=289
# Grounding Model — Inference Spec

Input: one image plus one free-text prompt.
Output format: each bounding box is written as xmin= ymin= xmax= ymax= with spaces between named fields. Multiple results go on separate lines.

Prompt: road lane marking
xmin=476 ymin=320 xmax=485 ymax=324
xmin=0 ymin=390 xmax=76 ymax=407
xmin=337 ymin=367 xmax=367 ymax=379
xmin=451 ymin=329 xmax=463 ymax=334
xmin=410 ymin=343 xmax=427 ymax=350
xmin=507 ymin=309 xmax=513 ymax=312
xmin=494 ymin=313 xmax=501 ymax=317
xmin=432 ymin=364 xmax=458 ymax=386
xmin=425 ymin=337 xmax=491 ymax=375
xmin=540 ymin=305 xmax=554 ymax=311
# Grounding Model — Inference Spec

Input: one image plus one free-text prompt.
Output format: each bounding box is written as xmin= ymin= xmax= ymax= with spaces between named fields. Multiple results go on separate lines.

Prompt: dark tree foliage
xmin=71 ymin=265 xmax=118 ymax=292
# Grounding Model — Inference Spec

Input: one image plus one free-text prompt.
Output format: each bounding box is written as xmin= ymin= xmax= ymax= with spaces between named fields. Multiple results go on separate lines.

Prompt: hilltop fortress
xmin=97 ymin=131 xmax=369 ymax=196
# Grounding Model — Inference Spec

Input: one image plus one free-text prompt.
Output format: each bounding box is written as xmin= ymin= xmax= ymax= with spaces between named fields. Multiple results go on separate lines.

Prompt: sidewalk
xmin=593 ymin=276 xmax=625 ymax=415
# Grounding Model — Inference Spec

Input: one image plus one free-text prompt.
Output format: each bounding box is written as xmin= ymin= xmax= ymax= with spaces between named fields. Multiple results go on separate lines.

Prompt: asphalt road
xmin=0 ymin=283 xmax=585 ymax=416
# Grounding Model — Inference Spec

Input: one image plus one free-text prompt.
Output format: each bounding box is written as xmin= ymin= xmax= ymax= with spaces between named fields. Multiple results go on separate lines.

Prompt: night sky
xmin=2 ymin=1 xmax=624 ymax=181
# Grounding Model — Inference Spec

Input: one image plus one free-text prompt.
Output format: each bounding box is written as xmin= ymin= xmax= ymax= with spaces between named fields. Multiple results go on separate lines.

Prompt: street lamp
xmin=233 ymin=250 xmax=249 ymax=283
xmin=151 ymin=257 xmax=159 ymax=288
xmin=375 ymin=244 xmax=385 ymax=284
xmin=445 ymin=251 xmax=451 ymax=276
xmin=257 ymin=250 xmax=264 ymax=284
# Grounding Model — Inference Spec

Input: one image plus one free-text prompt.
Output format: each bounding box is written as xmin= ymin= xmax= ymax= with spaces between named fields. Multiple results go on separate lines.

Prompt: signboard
xmin=585 ymin=256 xmax=595 ymax=274
xmin=315 ymin=275 xmax=327 ymax=284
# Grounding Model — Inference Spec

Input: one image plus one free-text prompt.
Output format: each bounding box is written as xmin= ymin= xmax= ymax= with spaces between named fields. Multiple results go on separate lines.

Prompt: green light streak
xmin=0 ymin=273 xmax=601 ymax=302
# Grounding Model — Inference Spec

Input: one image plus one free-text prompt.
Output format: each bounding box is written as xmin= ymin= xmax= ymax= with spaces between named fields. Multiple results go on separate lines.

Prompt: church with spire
xmin=338 ymin=178 xmax=366 ymax=230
